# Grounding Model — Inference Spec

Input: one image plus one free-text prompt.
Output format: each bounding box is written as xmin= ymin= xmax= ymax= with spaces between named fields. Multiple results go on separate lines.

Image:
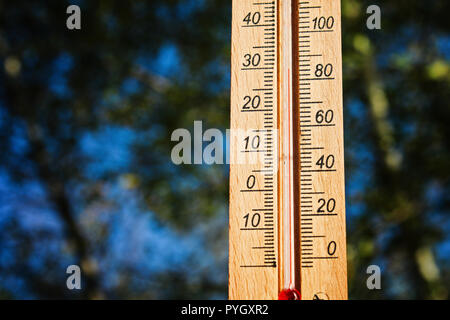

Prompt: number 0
xmin=327 ymin=241 xmax=337 ymax=256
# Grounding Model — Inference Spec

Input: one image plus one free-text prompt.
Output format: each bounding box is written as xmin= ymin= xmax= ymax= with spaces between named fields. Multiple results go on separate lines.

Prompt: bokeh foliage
xmin=0 ymin=0 xmax=449 ymax=299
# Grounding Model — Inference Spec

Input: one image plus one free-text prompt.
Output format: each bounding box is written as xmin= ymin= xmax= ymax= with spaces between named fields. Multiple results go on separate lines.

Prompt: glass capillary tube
xmin=279 ymin=0 xmax=296 ymax=292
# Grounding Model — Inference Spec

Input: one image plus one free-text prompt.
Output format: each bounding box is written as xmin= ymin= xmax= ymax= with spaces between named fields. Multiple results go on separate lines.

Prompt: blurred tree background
xmin=0 ymin=0 xmax=449 ymax=299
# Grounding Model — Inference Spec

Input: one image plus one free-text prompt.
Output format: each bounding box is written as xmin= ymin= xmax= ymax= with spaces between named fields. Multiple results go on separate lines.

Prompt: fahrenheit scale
xmin=229 ymin=0 xmax=347 ymax=300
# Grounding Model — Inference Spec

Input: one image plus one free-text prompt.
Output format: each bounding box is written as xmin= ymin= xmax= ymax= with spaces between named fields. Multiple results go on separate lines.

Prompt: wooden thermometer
xmin=229 ymin=0 xmax=347 ymax=300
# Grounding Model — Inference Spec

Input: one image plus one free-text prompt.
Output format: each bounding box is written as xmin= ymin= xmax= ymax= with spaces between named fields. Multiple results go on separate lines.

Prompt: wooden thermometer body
xmin=229 ymin=0 xmax=347 ymax=300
